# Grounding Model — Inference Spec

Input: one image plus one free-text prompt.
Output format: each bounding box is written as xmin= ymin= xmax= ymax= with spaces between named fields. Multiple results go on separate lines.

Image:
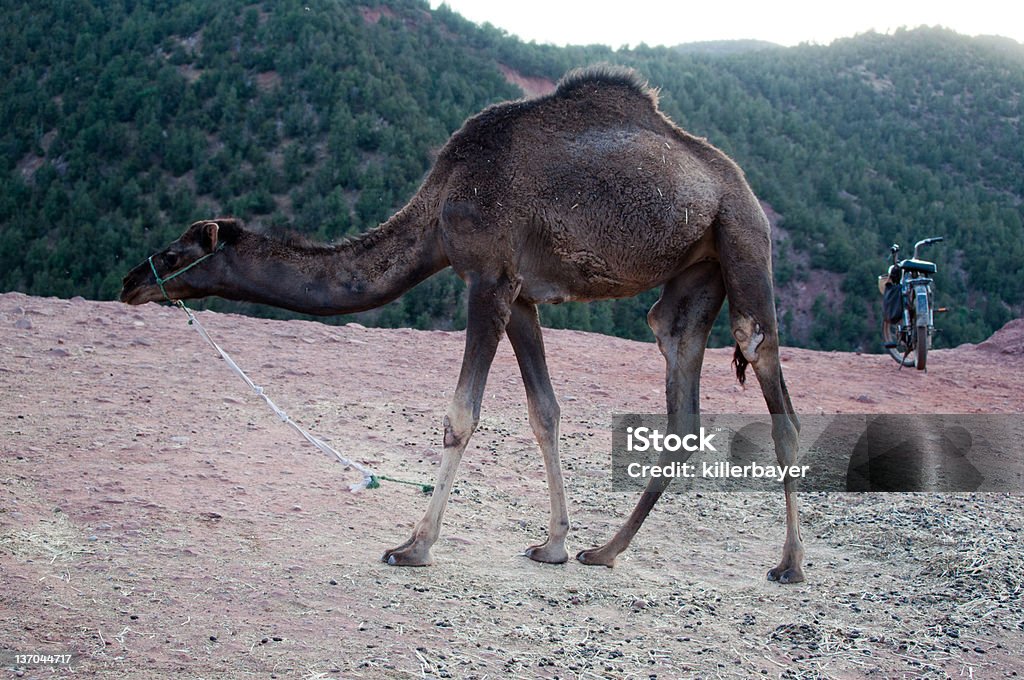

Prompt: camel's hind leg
xmin=577 ymin=261 xmax=726 ymax=567
xmin=382 ymin=274 xmax=518 ymax=566
xmin=506 ymin=300 xmax=569 ymax=564
xmin=716 ymin=198 xmax=804 ymax=583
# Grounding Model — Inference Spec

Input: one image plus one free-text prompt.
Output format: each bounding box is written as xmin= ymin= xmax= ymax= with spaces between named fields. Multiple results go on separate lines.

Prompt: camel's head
xmin=120 ymin=218 xmax=238 ymax=305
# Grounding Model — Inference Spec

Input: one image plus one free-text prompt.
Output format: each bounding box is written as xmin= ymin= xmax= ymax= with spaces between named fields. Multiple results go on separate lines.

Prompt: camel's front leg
xmin=577 ymin=262 xmax=725 ymax=567
xmin=379 ymin=404 xmax=473 ymax=566
xmin=382 ymin=275 xmax=516 ymax=566
xmin=506 ymin=301 xmax=569 ymax=564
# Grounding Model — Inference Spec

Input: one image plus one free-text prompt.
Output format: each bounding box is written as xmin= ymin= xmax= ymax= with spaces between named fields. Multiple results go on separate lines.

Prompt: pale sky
xmin=429 ymin=1 xmax=1023 ymax=48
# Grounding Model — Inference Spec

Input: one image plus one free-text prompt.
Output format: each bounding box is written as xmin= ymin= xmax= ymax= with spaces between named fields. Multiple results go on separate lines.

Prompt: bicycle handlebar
xmin=912 ymin=236 xmax=943 ymax=259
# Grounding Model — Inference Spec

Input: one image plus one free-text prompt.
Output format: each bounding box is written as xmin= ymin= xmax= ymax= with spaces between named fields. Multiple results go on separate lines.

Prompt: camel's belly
xmin=517 ymin=222 xmax=718 ymax=304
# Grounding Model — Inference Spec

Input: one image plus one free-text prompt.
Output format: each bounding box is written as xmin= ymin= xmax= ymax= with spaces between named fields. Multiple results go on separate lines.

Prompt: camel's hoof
xmin=524 ymin=542 xmax=569 ymax=564
xmin=575 ymin=547 xmax=616 ymax=568
xmin=767 ymin=566 xmax=805 ymax=584
xmin=381 ymin=545 xmax=433 ymax=567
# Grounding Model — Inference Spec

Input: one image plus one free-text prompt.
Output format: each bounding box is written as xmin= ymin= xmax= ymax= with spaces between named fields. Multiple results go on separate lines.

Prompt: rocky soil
xmin=2 ymin=291 xmax=1022 ymax=678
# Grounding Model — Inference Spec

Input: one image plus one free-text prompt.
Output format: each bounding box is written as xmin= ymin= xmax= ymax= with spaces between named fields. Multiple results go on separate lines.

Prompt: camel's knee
xmin=443 ymin=407 xmax=478 ymax=449
xmin=528 ymin=397 xmax=560 ymax=438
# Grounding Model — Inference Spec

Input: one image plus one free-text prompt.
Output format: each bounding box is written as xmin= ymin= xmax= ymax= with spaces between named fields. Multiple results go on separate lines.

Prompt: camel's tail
xmin=732 ymin=344 xmax=748 ymax=385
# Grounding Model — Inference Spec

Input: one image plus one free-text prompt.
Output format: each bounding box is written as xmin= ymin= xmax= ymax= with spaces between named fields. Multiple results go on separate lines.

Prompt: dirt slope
xmin=1 ymin=292 xmax=1022 ymax=678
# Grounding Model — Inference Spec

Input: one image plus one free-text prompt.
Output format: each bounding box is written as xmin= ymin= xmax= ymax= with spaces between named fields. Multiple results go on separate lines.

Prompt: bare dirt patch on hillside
xmin=1 ymin=292 xmax=1022 ymax=678
xmin=498 ymin=65 xmax=556 ymax=99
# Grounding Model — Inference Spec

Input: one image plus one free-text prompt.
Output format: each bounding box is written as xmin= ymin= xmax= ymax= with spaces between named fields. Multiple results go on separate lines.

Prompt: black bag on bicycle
xmin=883 ymin=283 xmax=903 ymax=323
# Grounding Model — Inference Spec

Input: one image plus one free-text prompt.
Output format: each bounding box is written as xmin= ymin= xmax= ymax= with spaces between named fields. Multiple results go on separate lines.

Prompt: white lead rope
xmin=174 ymin=301 xmax=378 ymax=492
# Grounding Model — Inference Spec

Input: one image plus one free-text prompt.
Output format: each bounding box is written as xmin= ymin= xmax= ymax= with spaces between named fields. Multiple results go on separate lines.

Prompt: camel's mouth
xmin=119 ymin=286 xmax=149 ymax=305
xmin=119 ymin=283 xmax=157 ymax=305
xmin=119 ymin=264 xmax=160 ymax=305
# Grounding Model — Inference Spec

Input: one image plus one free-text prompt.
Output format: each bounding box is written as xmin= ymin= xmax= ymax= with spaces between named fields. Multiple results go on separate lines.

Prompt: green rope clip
xmin=373 ymin=475 xmax=433 ymax=494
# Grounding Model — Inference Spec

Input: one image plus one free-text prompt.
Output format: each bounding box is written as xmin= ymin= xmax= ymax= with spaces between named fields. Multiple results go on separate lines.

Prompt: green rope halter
xmin=148 ymin=243 xmax=226 ymax=302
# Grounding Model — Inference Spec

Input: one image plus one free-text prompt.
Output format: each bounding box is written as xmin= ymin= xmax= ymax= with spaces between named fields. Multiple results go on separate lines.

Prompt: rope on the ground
xmin=173 ymin=300 xmax=431 ymax=493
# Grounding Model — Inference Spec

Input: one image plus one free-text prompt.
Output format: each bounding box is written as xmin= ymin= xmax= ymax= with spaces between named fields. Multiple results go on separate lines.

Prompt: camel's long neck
xmin=214 ymin=202 xmax=447 ymax=315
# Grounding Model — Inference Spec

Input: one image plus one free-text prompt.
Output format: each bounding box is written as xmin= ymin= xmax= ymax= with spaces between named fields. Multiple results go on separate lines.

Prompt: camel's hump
xmin=437 ymin=66 xmax=664 ymax=161
xmin=553 ymin=65 xmax=656 ymax=104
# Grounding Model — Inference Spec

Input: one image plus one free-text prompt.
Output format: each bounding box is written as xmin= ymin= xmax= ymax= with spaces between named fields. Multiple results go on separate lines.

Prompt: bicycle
xmin=879 ymin=237 xmax=943 ymax=370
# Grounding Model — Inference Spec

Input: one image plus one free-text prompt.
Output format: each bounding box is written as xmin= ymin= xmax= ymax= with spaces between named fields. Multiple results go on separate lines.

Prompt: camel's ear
xmin=202 ymin=221 xmax=219 ymax=252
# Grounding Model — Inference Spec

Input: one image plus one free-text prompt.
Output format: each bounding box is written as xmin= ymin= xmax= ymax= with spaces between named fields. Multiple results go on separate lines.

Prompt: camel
xmin=120 ymin=65 xmax=804 ymax=583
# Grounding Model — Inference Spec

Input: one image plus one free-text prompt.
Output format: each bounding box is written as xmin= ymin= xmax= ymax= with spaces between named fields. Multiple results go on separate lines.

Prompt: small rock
xmin=631 ymin=599 xmax=648 ymax=611
xmin=14 ymin=318 xmax=32 ymax=330
xmin=46 ymin=347 xmax=71 ymax=358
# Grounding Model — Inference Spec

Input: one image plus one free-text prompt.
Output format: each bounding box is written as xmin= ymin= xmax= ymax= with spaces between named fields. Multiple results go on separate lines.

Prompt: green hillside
xmin=2 ymin=0 xmax=1021 ymax=351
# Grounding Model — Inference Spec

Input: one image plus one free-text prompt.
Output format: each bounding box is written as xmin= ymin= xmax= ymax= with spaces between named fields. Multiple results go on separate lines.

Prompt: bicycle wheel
xmin=882 ymin=319 xmax=915 ymax=367
xmin=915 ymin=319 xmax=928 ymax=370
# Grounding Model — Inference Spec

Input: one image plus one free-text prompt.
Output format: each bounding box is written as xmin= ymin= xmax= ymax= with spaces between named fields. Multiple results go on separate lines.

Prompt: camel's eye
xmin=160 ymin=250 xmax=184 ymax=270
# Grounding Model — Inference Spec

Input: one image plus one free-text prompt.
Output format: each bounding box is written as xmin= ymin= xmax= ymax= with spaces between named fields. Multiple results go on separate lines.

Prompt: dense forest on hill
xmin=2 ymin=0 xmax=1022 ymax=351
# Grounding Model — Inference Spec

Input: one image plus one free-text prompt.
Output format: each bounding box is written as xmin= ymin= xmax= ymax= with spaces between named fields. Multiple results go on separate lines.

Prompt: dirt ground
xmin=1 ymin=291 xmax=1022 ymax=679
